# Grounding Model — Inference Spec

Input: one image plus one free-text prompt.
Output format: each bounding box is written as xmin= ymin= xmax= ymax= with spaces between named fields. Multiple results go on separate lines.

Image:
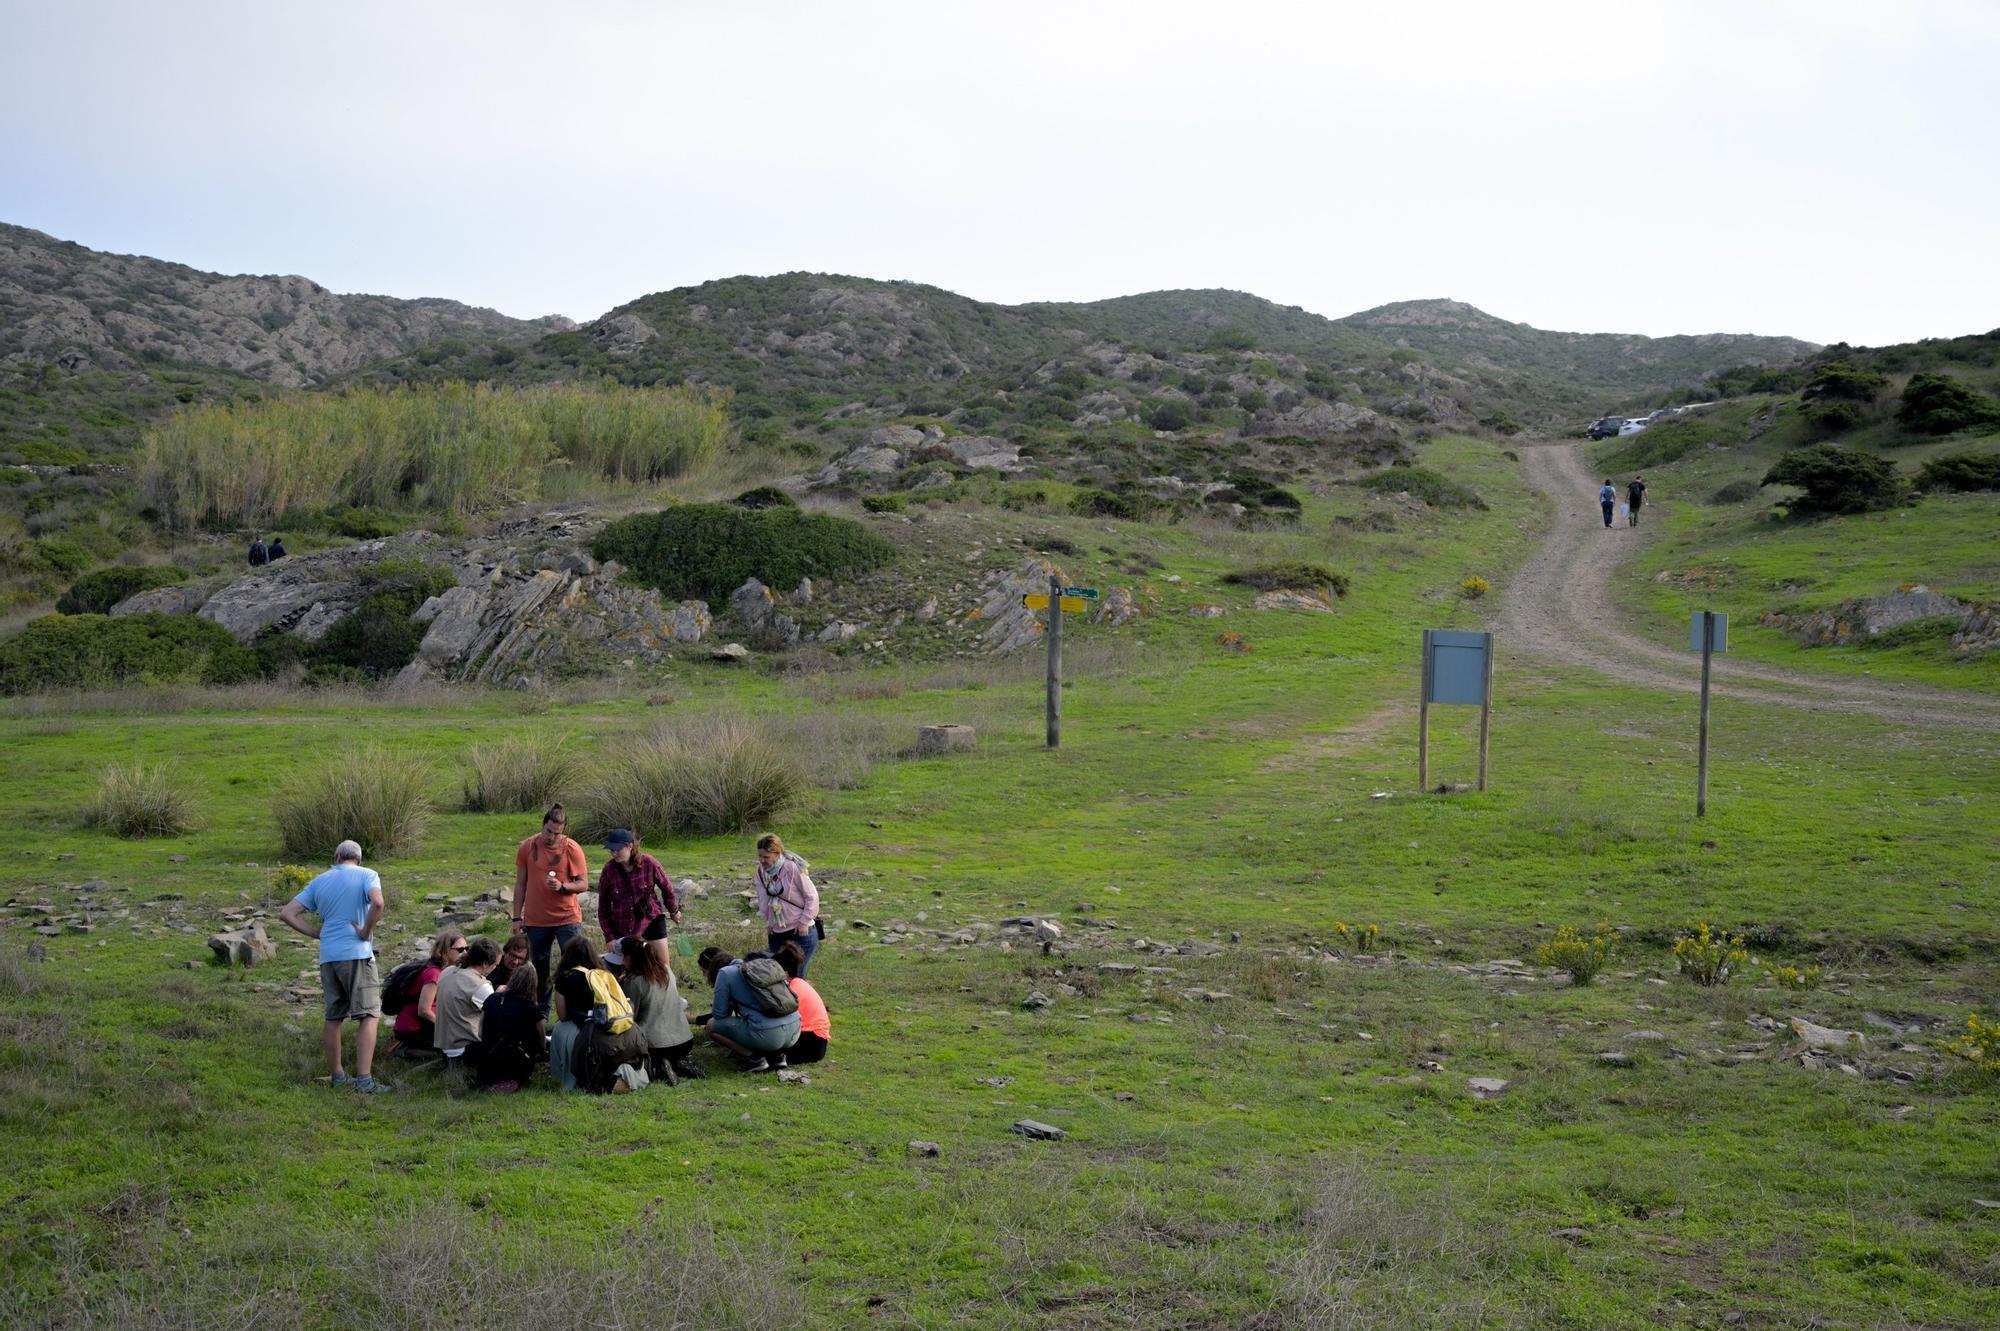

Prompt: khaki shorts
xmin=320 ymin=958 xmax=382 ymax=1022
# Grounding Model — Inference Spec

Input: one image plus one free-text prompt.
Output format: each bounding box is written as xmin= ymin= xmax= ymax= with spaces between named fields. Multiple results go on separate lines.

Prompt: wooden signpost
xmin=1026 ymin=577 xmax=1097 ymax=748
xmin=1418 ymin=629 xmax=1495 ymax=792
xmin=1690 ymin=611 xmax=1728 ymax=817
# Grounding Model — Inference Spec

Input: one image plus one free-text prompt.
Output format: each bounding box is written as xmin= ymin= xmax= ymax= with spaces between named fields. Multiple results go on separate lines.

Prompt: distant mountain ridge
xmin=0 ymin=223 xmax=572 ymax=389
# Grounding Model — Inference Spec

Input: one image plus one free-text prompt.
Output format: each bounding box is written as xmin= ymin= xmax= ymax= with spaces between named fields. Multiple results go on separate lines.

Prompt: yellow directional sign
xmin=1022 ymin=594 xmax=1089 ymax=612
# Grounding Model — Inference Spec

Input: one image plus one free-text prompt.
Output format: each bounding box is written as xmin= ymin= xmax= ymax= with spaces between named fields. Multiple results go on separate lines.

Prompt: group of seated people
xmin=381 ymin=925 xmax=831 ymax=1093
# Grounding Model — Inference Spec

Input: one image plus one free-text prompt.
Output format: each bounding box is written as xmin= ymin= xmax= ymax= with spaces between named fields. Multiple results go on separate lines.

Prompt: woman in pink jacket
xmin=753 ymin=833 xmax=820 ymax=976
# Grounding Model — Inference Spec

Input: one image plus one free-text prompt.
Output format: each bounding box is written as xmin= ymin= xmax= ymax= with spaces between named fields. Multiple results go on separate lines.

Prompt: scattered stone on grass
xmin=1790 ymin=1017 xmax=1864 ymax=1050
xmin=1625 ymin=1030 xmax=1666 ymax=1042
xmin=980 ymin=1076 xmax=1015 ymax=1088
xmin=907 ymin=1140 xmax=941 ymax=1158
xmin=1598 ymin=1051 xmax=1633 ymax=1066
xmin=207 ymin=921 xmax=277 ymax=967
xmin=1467 ymin=1077 xmax=1510 ymax=1100
xmin=1022 ymin=991 xmax=1053 ymax=1011
xmin=1010 ymin=1119 xmax=1066 ymax=1141
xmin=776 ymin=1069 xmax=811 ymax=1085
xmin=914 ymin=723 xmax=976 ymax=756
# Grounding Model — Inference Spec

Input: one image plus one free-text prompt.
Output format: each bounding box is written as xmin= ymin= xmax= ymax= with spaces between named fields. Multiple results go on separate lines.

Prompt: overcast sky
xmin=5 ymin=0 xmax=1996 ymax=346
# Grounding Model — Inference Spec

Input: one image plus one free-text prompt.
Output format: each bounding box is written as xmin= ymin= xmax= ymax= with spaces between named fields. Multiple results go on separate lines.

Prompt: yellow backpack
xmin=577 ymin=967 xmax=635 ymax=1035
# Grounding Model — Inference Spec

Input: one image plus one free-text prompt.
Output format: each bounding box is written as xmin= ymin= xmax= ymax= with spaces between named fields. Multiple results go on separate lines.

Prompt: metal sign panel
xmin=1688 ymin=612 xmax=1729 ymax=652
xmin=1061 ymin=587 xmax=1100 ymax=600
xmin=1023 ymin=594 xmax=1089 ymax=612
xmin=1426 ymin=630 xmax=1491 ymax=706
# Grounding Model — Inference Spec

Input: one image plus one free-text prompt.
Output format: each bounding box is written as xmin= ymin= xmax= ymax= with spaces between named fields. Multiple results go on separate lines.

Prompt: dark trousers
xmin=768 ymin=927 xmax=818 ymax=977
xmin=1601 ymin=502 xmax=1615 ymax=527
xmin=526 ymin=922 xmax=583 ymax=1015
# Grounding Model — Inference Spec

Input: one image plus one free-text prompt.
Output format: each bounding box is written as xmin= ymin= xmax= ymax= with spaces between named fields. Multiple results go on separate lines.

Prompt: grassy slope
xmin=1597 ymin=400 xmax=2000 ymax=692
xmin=4 ymin=436 xmax=1999 ymax=1328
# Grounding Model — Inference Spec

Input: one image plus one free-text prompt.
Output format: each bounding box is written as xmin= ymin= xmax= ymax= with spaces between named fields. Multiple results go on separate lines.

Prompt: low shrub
xmin=732 ymin=485 xmax=797 ymax=510
xmin=1533 ymin=926 xmax=1613 ymax=984
xmin=1224 ymin=563 xmax=1351 ymax=597
xmin=82 ymin=762 xmax=198 ymax=838
xmin=1031 ymin=533 xmax=1080 ymax=556
xmin=1140 ymin=398 xmax=1196 ymax=431
xmin=300 ymin=560 xmax=456 ymax=680
xmin=593 ymin=504 xmax=896 ymax=603
xmin=1761 ymin=444 xmax=1905 ymax=515
xmin=55 ymin=565 xmax=187 ymax=615
xmin=269 ymin=864 xmax=315 ymax=898
xmin=1673 ymin=921 xmax=1746 ymax=987
xmin=272 ymin=746 xmax=435 ymax=859
xmin=1070 ymin=488 xmax=1157 ymax=521
xmin=1897 ymin=373 xmax=2000 ymax=436
xmin=1333 ymin=921 xmax=1381 ymax=953
xmin=24 ymin=536 xmax=93 ymax=576
xmin=1459 ymin=575 xmax=1491 ymax=600
xmin=461 ymin=735 xmax=581 ymax=813
xmin=1942 ymin=1013 xmax=2000 ymax=1083
xmin=861 ymin=493 xmax=907 ymax=514
xmin=1917 ymin=451 xmax=2000 ymax=492
xmin=1858 ymin=615 xmax=1960 ymax=651
xmin=1710 ymin=479 xmax=1762 ymax=504
xmin=1767 ymin=963 xmax=1823 ymax=991
xmin=1800 ymin=360 xmax=1889 ymax=403
xmin=577 ymin=717 xmax=807 ymax=839
xmin=1350 ymin=466 xmax=1486 ymax=509
xmin=1802 ymin=398 xmax=1867 ymax=438
xmin=326 ymin=506 xmax=405 ymax=538
xmin=0 ymin=613 xmax=259 ymax=694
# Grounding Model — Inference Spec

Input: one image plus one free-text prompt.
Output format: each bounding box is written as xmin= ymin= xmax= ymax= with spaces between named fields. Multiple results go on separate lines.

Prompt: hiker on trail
xmin=1598 ymin=479 xmax=1618 ymax=528
xmin=435 ymin=937 xmax=502 ymax=1071
xmin=513 ymin=803 xmax=588 ymax=1016
xmin=1626 ymin=476 xmax=1646 ymax=526
xmin=776 ymin=940 xmax=830 ymax=1066
xmin=753 ymin=833 xmax=821 ymax=977
xmin=490 ymin=932 xmax=531 ymax=989
xmin=266 ymin=535 xmax=287 ymax=561
xmin=390 ymin=927 xmax=466 ymax=1056
xmin=597 ymin=829 xmax=680 ymax=951
xmin=248 ymin=537 xmax=268 ymax=567
xmin=609 ymin=934 xmax=700 ymax=1083
xmin=694 ymin=946 xmax=801 ymax=1072
xmin=276 ymin=839 xmax=391 ymax=1094
xmin=477 ymin=964 xmax=545 ymax=1092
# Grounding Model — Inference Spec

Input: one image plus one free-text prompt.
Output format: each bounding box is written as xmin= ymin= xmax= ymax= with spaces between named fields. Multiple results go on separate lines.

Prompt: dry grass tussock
xmin=460 ymin=734 xmax=580 ymax=814
xmin=81 ymin=763 xmax=198 ymax=838
xmin=574 ymin=711 xmax=896 ymax=840
xmin=272 ymin=745 xmax=434 ymax=859
xmin=3 ymin=1196 xmax=802 ymax=1331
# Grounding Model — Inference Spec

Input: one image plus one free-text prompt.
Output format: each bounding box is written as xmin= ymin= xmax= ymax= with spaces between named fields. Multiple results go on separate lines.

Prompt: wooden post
xmin=1418 ymin=629 xmax=1432 ymax=792
xmin=1696 ymin=611 xmax=1713 ymax=817
xmin=1045 ymin=573 xmax=1062 ymax=750
xmin=1476 ymin=631 xmax=1494 ymax=791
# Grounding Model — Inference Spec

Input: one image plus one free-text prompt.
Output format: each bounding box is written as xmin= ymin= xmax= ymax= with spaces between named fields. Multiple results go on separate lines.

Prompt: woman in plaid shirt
xmin=597 ymin=829 xmax=680 ymax=947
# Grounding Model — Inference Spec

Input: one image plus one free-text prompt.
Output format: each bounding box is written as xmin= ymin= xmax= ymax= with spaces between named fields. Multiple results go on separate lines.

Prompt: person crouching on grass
xmin=753 ymin=833 xmax=820 ymax=976
xmin=694 ymin=946 xmax=800 ymax=1072
xmin=776 ymin=940 xmax=830 ymax=1065
xmin=608 ymin=935 xmax=701 ymax=1084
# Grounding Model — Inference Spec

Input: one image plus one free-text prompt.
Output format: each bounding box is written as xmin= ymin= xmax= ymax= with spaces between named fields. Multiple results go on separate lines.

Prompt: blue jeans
xmin=1601 ymin=502 xmax=1615 ymax=527
xmin=527 ymin=923 xmax=583 ymax=1015
xmin=768 ymin=926 xmax=818 ymax=977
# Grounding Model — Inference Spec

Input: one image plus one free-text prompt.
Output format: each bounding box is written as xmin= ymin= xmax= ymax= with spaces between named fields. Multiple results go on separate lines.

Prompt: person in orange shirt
xmin=512 ymin=802 xmax=588 ymax=1016
xmin=776 ymin=940 xmax=830 ymax=1065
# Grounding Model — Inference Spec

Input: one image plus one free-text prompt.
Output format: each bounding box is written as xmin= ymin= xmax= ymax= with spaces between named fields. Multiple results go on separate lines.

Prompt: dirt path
xmin=1497 ymin=441 xmax=2000 ymax=730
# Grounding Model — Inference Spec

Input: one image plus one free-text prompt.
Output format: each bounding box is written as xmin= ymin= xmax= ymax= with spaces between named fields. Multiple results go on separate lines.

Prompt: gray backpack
xmin=738 ymin=958 xmax=798 ymax=1018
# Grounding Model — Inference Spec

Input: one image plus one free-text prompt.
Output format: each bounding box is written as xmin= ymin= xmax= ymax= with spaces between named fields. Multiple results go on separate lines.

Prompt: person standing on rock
xmin=512 ymin=803 xmax=588 ymax=1016
xmin=1598 ymin=479 xmax=1618 ymax=529
xmin=597 ymin=829 xmax=680 ymax=957
xmin=753 ymin=833 xmax=821 ymax=977
xmin=1626 ymin=476 xmax=1646 ymax=526
xmin=276 ymin=839 xmax=391 ymax=1094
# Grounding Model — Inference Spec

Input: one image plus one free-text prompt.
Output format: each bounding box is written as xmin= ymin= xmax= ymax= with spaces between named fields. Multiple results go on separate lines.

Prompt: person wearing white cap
xmin=278 ymin=840 xmax=392 ymax=1094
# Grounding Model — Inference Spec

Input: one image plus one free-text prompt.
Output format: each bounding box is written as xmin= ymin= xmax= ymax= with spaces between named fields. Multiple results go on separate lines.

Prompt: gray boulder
xmin=207 ymin=921 xmax=277 ymax=968
xmin=730 ymin=579 xmax=775 ymax=629
xmin=110 ymin=583 xmax=214 ymax=617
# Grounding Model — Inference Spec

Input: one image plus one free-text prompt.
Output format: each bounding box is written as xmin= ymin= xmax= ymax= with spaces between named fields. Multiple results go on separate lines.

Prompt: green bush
xmin=861 ymin=494 xmax=907 ymax=514
xmin=1709 ymin=479 xmax=1762 ymax=504
xmin=1205 ymin=329 xmax=1256 ymax=351
xmin=25 ymin=537 xmax=93 ymax=576
xmin=272 ymin=746 xmax=435 ymax=859
xmin=732 ymin=486 xmax=797 ymax=510
xmin=1857 ymin=615 xmax=1960 ymax=651
xmin=1350 ymin=466 xmax=1486 ymax=510
xmin=1070 ymin=489 xmax=1156 ymax=521
xmin=1223 ymin=563 xmax=1352 ymax=597
xmin=307 ymin=560 xmax=456 ymax=679
xmin=0 ymin=613 xmax=258 ymax=694
xmin=1140 ymin=398 xmax=1196 ymax=432
xmin=1801 ymin=360 xmax=1890 ymax=403
xmin=326 ymin=506 xmax=405 ymax=539
xmin=1802 ymin=398 xmax=1867 ymax=438
xmin=1760 ymin=444 xmax=1905 ymax=515
xmin=55 ymin=565 xmax=187 ymax=615
xmin=83 ymin=763 xmax=198 ymax=838
xmin=593 ymin=503 xmax=896 ymax=603
xmin=1897 ymin=373 xmax=2000 ymax=436
xmin=1918 ymin=451 xmax=2000 ymax=492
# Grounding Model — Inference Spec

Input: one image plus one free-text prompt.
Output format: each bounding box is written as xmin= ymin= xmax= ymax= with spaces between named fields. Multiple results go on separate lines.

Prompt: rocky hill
xmin=0 ymin=223 xmax=571 ymax=388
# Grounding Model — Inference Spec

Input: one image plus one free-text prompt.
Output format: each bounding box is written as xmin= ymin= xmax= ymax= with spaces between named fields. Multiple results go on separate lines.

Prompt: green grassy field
xmin=4 ymin=436 xmax=1998 ymax=1329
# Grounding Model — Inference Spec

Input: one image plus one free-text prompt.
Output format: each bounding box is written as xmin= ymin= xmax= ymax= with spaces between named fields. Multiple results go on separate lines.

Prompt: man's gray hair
xmin=334 ymin=840 xmax=364 ymax=864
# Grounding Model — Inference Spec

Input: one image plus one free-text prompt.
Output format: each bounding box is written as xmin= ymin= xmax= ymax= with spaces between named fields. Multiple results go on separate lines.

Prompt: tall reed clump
xmin=82 ymin=762 xmax=198 ymax=838
xmin=576 ymin=715 xmax=833 ymax=840
xmin=273 ymin=746 xmax=435 ymax=859
xmin=461 ymin=735 xmax=581 ymax=813
xmin=141 ymin=382 xmax=732 ymax=530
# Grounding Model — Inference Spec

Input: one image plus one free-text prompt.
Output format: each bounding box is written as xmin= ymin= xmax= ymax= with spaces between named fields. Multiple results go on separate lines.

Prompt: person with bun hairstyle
xmin=610 ymin=934 xmax=700 ymax=1083
xmin=775 ymin=940 xmax=829 ymax=1065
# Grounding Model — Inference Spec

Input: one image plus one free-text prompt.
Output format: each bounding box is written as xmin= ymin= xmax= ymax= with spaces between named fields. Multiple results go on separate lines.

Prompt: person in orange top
xmin=776 ymin=940 xmax=830 ymax=1065
xmin=512 ymin=802 xmax=588 ymax=1016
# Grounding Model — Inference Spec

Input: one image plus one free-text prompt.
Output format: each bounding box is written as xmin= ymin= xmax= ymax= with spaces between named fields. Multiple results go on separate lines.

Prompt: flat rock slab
xmin=915 ymin=724 xmax=976 ymax=756
xmin=1791 ymin=1017 xmax=1865 ymax=1050
xmin=1467 ymin=1077 xmax=1510 ymax=1100
xmin=1010 ymin=1119 xmax=1067 ymax=1141
xmin=907 ymin=1140 xmax=941 ymax=1158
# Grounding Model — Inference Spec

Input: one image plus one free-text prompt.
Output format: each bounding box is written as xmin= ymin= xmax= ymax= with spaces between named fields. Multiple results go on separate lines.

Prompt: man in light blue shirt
xmin=278 ymin=839 xmax=391 ymax=1093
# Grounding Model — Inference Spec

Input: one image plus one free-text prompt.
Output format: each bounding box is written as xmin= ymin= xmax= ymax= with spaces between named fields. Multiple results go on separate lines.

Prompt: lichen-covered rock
xmin=208 ymin=921 xmax=277 ymax=968
xmin=1253 ymin=588 xmax=1335 ymax=613
xmin=110 ymin=583 xmax=213 ymax=617
xmin=974 ymin=558 xmax=1064 ymax=654
xmin=730 ymin=578 xmax=775 ymax=629
xmin=1094 ymin=587 xmax=1139 ymax=627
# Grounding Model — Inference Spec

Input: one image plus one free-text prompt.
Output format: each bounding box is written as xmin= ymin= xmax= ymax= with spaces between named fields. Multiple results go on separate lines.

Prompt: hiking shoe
xmin=652 ymin=1062 xmax=679 ymax=1088
xmin=329 ymin=1072 xmax=354 ymax=1087
xmin=670 ymin=1059 xmax=705 ymax=1081
xmin=740 ymin=1057 xmax=770 ymax=1074
xmin=770 ymin=1052 xmax=788 ymax=1069
xmin=351 ymin=1075 xmax=394 ymax=1094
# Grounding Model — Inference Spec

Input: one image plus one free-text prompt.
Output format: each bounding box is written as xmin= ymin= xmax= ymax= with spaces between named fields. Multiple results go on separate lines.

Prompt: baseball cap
xmin=604 ymin=828 xmax=636 ymax=851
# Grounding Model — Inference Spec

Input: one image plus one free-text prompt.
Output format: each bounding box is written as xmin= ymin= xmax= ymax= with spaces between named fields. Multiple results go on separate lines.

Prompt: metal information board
xmin=1419 ymin=629 xmax=1495 ymax=792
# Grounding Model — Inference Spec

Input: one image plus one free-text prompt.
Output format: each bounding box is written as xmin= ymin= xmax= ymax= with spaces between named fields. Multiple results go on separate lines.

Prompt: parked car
xmin=1618 ymin=418 xmax=1650 ymax=437
xmin=1588 ymin=416 xmax=1628 ymax=439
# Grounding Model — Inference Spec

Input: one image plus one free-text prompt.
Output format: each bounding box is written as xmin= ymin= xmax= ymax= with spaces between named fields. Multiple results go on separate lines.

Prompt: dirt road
xmin=1497 ymin=441 xmax=2000 ymax=729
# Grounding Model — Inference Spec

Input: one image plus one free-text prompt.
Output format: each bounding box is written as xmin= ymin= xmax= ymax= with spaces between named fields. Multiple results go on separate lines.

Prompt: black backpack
xmin=380 ymin=959 xmax=428 ymax=1016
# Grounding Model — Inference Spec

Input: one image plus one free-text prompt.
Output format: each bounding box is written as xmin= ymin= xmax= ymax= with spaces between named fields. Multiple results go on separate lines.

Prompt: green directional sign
xmin=1060 ymin=587 xmax=1099 ymax=600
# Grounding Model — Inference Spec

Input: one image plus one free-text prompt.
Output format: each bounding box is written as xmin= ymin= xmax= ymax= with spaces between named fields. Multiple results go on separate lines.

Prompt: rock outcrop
xmin=1760 ymin=584 xmax=1995 ymax=656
